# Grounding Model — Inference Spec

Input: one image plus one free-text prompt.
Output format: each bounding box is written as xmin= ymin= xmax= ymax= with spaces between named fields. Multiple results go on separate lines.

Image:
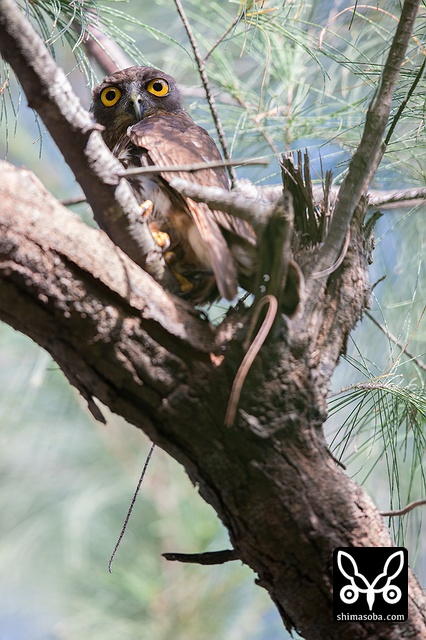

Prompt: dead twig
xmin=365 ymin=310 xmax=426 ymax=372
xmin=203 ymin=14 xmax=241 ymax=62
xmin=61 ymin=195 xmax=87 ymax=207
xmin=118 ymin=156 xmax=269 ymax=178
xmin=380 ymin=498 xmax=426 ymax=517
xmin=169 ymin=177 xmax=277 ymax=231
xmin=163 ymin=549 xmax=239 ymax=564
xmin=173 ymin=0 xmax=237 ymax=186
xmin=108 ymin=443 xmax=156 ymax=573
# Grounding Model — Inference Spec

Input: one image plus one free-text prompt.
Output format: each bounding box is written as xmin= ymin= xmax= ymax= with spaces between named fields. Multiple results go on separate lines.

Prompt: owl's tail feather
xmin=187 ymin=200 xmax=238 ymax=302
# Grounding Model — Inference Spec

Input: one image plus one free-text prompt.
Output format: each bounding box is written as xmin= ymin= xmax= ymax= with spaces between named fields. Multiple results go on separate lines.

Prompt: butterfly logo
xmin=337 ymin=549 xmax=404 ymax=611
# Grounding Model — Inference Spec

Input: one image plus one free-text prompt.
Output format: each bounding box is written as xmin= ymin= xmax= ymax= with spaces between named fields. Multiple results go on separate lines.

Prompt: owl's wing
xmin=127 ymin=113 xmax=254 ymax=300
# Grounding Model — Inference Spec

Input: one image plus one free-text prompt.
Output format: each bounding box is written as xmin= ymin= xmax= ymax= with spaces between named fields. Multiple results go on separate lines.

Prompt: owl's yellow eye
xmin=146 ymin=78 xmax=169 ymax=97
xmin=100 ymin=86 xmax=122 ymax=107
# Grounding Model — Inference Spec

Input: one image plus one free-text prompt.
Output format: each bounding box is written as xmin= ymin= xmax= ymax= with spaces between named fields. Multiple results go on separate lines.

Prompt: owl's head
xmin=91 ymin=66 xmax=183 ymax=149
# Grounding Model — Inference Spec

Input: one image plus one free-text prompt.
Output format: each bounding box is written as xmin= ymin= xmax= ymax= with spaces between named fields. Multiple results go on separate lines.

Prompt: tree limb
xmin=313 ymin=0 xmax=421 ymax=277
xmin=2 ymin=162 xmax=426 ymax=638
xmin=368 ymin=187 xmax=426 ymax=209
xmin=169 ymin=177 xmax=279 ymax=232
xmin=381 ymin=499 xmax=426 ymax=518
xmin=0 ymin=0 xmax=176 ymax=290
xmin=0 ymin=161 xmax=213 ymax=356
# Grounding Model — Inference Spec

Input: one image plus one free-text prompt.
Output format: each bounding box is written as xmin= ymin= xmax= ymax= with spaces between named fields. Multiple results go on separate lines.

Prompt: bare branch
xmin=384 ymin=56 xmax=426 ymax=146
xmin=368 ymin=187 xmax=426 ymax=209
xmin=118 ymin=156 xmax=269 ymax=178
xmin=0 ymin=0 xmax=175 ymax=290
xmin=163 ymin=549 xmax=239 ymax=564
xmin=203 ymin=15 xmax=241 ymax=62
xmin=169 ymin=177 xmax=278 ymax=231
xmin=61 ymin=195 xmax=87 ymax=207
xmin=109 ymin=443 xmax=156 ymax=573
xmin=314 ymin=0 xmax=421 ymax=276
xmin=380 ymin=498 xmax=426 ymax=518
xmin=173 ymin=0 xmax=237 ymax=185
xmin=296 ymin=184 xmax=425 ymax=211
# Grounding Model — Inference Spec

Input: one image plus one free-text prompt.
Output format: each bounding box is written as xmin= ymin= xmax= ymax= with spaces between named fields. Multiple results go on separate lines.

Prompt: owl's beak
xmin=129 ymin=94 xmax=146 ymax=121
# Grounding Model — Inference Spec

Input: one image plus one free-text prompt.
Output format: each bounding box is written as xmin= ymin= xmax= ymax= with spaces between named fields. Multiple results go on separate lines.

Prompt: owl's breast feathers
xmin=116 ymin=111 xmax=256 ymax=302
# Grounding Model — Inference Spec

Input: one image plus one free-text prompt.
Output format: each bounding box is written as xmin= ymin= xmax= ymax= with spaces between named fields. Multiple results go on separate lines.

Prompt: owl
xmin=91 ymin=66 xmax=256 ymax=303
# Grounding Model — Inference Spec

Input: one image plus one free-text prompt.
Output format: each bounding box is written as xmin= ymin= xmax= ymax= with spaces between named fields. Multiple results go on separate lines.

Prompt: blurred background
xmin=0 ymin=0 xmax=425 ymax=638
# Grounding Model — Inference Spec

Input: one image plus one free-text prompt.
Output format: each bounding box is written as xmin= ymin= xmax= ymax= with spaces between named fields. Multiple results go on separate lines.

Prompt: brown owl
xmin=91 ymin=66 xmax=256 ymax=303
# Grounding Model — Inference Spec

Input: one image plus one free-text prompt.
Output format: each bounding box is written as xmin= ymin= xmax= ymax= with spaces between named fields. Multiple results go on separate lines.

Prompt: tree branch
xmin=118 ymin=156 xmax=269 ymax=178
xmin=2 ymin=163 xmax=426 ymax=638
xmin=368 ymin=187 xmax=426 ymax=209
xmin=380 ymin=498 xmax=426 ymax=518
xmin=314 ymin=0 xmax=421 ymax=276
xmin=80 ymin=18 xmax=134 ymax=75
xmin=0 ymin=0 xmax=176 ymax=290
xmin=173 ymin=0 xmax=237 ymax=186
xmin=169 ymin=177 xmax=279 ymax=231
xmin=0 ymin=162 xmax=213 ymax=356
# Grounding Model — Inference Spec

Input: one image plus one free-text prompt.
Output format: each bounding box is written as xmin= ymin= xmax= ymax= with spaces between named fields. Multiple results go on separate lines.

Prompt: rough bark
xmin=1 ymin=162 xmax=426 ymax=639
xmin=0 ymin=0 xmax=177 ymax=291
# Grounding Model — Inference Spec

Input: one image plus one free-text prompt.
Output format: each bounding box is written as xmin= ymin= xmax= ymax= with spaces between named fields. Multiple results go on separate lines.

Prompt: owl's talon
xmin=151 ymin=230 xmax=171 ymax=250
xmin=173 ymin=271 xmax=194 ymax=295
xmin=163 ymin=251 xmax=193 ymax=293
xmin=139 ymin=200 xmax=154 ymax=217
xmin=164 ymin=251 xmax=176 ymax=264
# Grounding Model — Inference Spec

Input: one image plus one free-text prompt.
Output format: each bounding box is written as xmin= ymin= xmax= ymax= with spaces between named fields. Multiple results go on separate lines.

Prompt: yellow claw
xmin=139 ymin=200 xmax=154 ymax=217
xmin=173 ymin=272 xmax=194 ymax=295
xmin=151 ymin=230 xmax=171 ymax=250
xmin=139 ymin=200 xmax=171 ymax=251
xmin=164 ymin=251 xmax=194 ymax=294
xmin=164 ymin=251 xmax=176 ymax=264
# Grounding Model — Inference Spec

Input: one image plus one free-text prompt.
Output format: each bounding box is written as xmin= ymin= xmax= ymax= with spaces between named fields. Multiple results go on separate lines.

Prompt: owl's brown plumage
xmin=91 ymin=66 xmax=255 ymax=302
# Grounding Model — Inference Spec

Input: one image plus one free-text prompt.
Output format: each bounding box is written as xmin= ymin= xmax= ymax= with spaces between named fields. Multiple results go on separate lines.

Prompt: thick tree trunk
xmin=1 ymin=0 xmax=425 ymax=636
xmin=1 ymin=162 xmax=425 ymax=639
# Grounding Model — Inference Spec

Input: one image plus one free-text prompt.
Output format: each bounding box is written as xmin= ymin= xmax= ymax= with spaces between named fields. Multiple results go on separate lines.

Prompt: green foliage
xmin=164 ymin=0 xmax=425 ymax=184
xmin=16 ymin=0 xmax=187 ymax=75
xmin=326 ymin=203 xmax=425 ymax=549
xmin=2 ymin=0 xmax=425 ymax=183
